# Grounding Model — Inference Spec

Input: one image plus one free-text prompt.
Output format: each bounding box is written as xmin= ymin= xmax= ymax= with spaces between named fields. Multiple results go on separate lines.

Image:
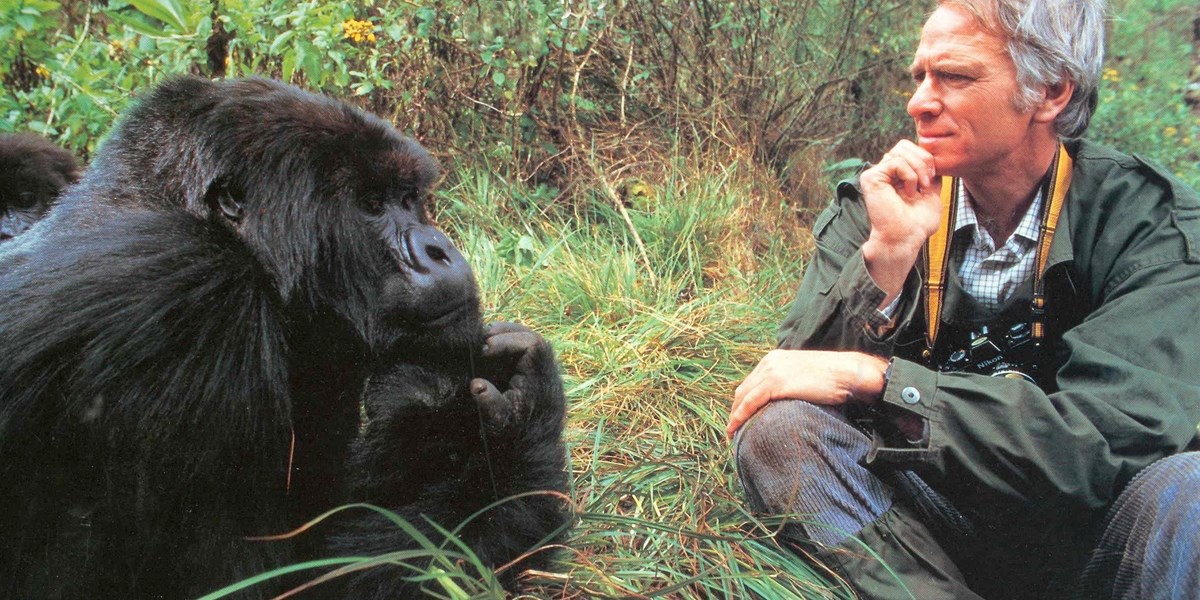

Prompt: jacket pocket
xmin=1172 ymin=205 xmax=1200 ymax=263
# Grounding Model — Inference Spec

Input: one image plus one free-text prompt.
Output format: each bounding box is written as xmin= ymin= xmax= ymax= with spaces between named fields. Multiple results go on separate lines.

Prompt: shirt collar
xmin=954 ymin=178 xmax=1045 ymax=246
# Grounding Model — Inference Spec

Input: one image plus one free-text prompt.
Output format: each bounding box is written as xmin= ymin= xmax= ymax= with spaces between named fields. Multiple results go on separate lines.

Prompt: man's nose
xmin=907 ymin=79 xmax=941 ymax=119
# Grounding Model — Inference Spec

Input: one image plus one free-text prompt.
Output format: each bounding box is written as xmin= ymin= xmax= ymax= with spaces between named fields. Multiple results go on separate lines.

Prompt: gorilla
xmin=0 ymin=77 xmax=568 ymax=599
xmin=0 ymin=133 xmax=81 ymax=242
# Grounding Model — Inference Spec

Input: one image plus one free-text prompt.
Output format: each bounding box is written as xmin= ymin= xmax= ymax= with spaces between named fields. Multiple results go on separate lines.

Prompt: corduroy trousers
xmin=735 ymin=400 xmax=1200 ymax=600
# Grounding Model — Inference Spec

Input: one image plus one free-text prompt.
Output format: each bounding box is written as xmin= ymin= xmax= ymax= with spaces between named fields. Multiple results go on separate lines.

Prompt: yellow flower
xmin=34 ymin=65 xmax=50 ymax=78
xmin=1164 ymin=126 xmax=1179 ymax=138
xmin=342 ymin=19 xmax=376 ymax=44
xmin=1102 ymin=67 xmax=1120 ymax=83
xmin=108 ymin=41 xmax=127 ymax=61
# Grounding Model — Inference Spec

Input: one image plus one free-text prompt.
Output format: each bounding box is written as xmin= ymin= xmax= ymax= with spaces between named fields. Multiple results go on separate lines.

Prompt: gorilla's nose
xmin=404 ymin=226 xmax=464 ymax=274
xmin=397 ymin=225 xmax=478 ymax=322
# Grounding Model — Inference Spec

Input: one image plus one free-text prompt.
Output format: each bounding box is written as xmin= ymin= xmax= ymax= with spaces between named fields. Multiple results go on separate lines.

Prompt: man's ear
xmin=1033 ymin=79 xmax=1074 ymax=124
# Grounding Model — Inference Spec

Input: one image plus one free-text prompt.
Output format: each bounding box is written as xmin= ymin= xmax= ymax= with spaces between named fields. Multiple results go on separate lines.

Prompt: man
xmin=729 ymin=1 xmax=1200 ymax=598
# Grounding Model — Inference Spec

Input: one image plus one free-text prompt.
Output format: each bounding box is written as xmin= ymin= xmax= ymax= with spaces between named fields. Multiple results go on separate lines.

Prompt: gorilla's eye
xmin=204 ymin=181 xmax=245 ymax=224
xmin=360 ymin=195 xmax=385 ymax=215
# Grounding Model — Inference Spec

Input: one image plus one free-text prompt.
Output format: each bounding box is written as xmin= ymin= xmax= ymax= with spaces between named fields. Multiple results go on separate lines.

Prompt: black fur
xmin=0 ymin=133 xmax=81 ymax=242
xmin=0 ymin=77 xmax=568 ymax=599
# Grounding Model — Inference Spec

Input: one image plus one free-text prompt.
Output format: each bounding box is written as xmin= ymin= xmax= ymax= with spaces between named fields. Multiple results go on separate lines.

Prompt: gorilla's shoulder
xmin=0 ymin=209 xmax=282 ymax=380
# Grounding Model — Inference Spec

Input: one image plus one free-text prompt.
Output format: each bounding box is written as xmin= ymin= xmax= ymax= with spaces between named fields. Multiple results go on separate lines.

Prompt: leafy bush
xmin=1091 ymin=0 xmax=1199 ymax=185
xmin=2 ymin=0 xmax=922 ymax=188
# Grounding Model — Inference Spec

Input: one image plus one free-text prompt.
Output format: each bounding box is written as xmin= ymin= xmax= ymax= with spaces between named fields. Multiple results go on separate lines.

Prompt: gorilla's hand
xmin=471 ymin=321 xmax=559 ymax=433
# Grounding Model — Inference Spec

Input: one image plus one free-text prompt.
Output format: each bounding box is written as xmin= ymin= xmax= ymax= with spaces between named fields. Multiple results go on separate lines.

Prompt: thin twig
xmin=597 ymin=175 xmax=658 ymax=288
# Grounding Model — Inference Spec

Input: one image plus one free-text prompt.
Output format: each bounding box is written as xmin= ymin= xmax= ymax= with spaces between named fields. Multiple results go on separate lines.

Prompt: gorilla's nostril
xmin=426 ymin=244 xmax=451 ymax=265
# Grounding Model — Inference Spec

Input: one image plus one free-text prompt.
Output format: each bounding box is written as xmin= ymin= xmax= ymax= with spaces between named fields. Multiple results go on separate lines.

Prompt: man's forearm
xmin=861 ymin=236 xmax=923 ymax=309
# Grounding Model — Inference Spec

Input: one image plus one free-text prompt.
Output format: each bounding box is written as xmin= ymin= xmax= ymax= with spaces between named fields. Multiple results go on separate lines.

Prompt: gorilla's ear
xmin=204 ymin=179 xmax=244 ymax=224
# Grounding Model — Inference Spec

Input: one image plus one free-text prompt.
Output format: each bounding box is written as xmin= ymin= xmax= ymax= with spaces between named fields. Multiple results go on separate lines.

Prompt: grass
xmin=431 ymin=154 xmax=852 ymax=598
xmin=201 ymin=154 xmax=849 ymax=599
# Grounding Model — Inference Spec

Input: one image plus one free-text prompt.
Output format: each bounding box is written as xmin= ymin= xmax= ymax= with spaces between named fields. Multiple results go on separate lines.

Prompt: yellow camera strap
xmin=922 ymin=176 xmax=959 ymax=353
xmin=922 ymin=143 xmax=1073 ymax=354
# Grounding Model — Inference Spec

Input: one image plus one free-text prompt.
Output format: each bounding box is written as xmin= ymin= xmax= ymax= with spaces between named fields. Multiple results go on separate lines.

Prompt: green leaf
xmin=302 ymin=50 xmax=322 ymax=84
xmin=27 ymin=121 xmax=57 ymax=135
xmin=269 ymin=30 xmax=295 ymax=54
xmin=125 ymin=0 xmax=189 ymax=32
xmin=104 ymin=10 xmax=169 ymax=38
xmin=414 ymin=7 xmax=436 ymax=38
xmin=824 ymin=157 xmax=869 ymax=173
xmin=281 ymin=52 xmax=296 ymax=82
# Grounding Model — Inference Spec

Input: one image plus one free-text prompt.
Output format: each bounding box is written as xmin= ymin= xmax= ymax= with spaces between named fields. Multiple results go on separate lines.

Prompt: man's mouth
xmin=917 ymin=131 xmax=952 ymax=145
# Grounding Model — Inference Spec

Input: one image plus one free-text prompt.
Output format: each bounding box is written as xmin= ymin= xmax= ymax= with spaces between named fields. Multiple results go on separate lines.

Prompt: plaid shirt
xmin=877 ymin=180 xmax=1044 ymax=321
xmin=952 ymin=179 xmax=1044 ymax=314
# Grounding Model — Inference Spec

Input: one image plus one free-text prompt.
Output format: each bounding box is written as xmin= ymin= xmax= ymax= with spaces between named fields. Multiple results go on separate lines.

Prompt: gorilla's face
xmin=307 ymin=137 xmax=484 ymax=361
xmin=0 ymin=194 xmax=49 ymax=243
xmin=151 ymin=78 xmax=484 ymax=361
xmin=364 ymin=165 xmax=483 ymax=357
xmin=0 ymin=133 xmax=81 ymax=243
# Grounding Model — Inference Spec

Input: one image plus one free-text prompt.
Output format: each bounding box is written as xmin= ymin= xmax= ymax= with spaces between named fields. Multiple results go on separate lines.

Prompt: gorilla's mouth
xmin=420 ymin=300 xmax=472 ymax=327
xmin=385 ymin=295 xmax=481 ymax=331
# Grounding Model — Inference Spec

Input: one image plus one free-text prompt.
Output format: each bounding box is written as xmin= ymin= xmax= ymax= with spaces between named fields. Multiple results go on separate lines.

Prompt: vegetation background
xmin=3 ymin=0 xmax=1197 ymax=597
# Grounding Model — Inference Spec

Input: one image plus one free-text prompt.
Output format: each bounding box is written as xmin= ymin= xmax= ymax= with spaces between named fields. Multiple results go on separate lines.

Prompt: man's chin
xmin=920 ymin=148 xmax=964 ymax=178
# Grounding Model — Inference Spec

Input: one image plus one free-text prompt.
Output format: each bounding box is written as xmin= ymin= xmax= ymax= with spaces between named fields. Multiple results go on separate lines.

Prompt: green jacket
xmin=776 ymin=138 xmax=1200 ymax=526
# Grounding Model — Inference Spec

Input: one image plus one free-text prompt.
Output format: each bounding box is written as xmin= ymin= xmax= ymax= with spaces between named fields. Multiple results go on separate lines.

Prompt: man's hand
xmin=726 ymin=350 xmax=889 ymax=438
xmin=859 ymin=140 xmax=944 ymax=306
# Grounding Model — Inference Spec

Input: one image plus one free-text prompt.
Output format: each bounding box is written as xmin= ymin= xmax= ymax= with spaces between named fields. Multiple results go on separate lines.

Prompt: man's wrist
xmin=852 ymin=353 xmax=892 ymax=406
xmin=862 ymin=237 xmax=922 ymax=305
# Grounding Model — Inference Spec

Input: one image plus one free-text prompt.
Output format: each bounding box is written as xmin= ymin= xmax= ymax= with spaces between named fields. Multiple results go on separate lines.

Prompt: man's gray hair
xmin=941 ymin=0 xmax=1106 ymax=138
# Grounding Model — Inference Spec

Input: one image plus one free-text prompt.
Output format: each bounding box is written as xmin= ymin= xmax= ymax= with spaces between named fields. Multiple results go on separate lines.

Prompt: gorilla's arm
xmin=0 ymin=210 xmax=297 ymax=598
xmin=329 ymin=322 xmax=569 ymax=596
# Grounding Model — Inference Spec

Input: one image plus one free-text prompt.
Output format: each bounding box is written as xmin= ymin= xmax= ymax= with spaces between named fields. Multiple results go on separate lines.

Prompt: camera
xmin=935 ymin=322 xmax=1040 ymax=383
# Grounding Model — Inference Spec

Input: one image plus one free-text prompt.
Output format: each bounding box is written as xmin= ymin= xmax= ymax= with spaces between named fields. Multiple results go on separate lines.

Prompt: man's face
xmin=907 ymin=5 xmax=1037 ymax=178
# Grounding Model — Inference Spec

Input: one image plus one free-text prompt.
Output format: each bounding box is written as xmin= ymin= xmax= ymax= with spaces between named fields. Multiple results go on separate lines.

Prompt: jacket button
xmin=901 ymin=387 xmax=921 ymax=405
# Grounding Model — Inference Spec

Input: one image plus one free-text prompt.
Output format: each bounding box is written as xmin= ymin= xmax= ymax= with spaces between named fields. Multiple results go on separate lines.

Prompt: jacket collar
xmin=1043 ymin=138 xmax=1082 ymax=275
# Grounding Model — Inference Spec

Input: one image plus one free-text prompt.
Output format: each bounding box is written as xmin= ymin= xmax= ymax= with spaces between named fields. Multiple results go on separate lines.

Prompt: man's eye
xmin=940 ymin=72 xmax=971 ymax=82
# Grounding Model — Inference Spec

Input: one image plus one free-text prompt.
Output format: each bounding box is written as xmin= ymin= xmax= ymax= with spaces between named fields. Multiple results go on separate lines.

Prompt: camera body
xmin=935 ymin=321 xmax=1040 ymax=383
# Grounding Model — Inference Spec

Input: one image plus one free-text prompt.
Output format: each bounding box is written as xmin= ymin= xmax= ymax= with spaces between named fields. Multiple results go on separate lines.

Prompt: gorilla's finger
xmin=471 ymin=376 xmax=502 ymax=399
xmin=485 ymin=321 xmax=532 ymax=336
xmin=483 ymin=330 xmax=542 ymax=359
xmin=470 ymin=377 xmax=512 ymax=425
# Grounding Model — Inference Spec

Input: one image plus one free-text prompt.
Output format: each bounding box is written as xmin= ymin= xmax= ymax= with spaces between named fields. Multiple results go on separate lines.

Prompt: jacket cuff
xmin=864 ymin=358 xmax=946 ymax=471
xmin=838 ymin=250 xmax=906 ymax=339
